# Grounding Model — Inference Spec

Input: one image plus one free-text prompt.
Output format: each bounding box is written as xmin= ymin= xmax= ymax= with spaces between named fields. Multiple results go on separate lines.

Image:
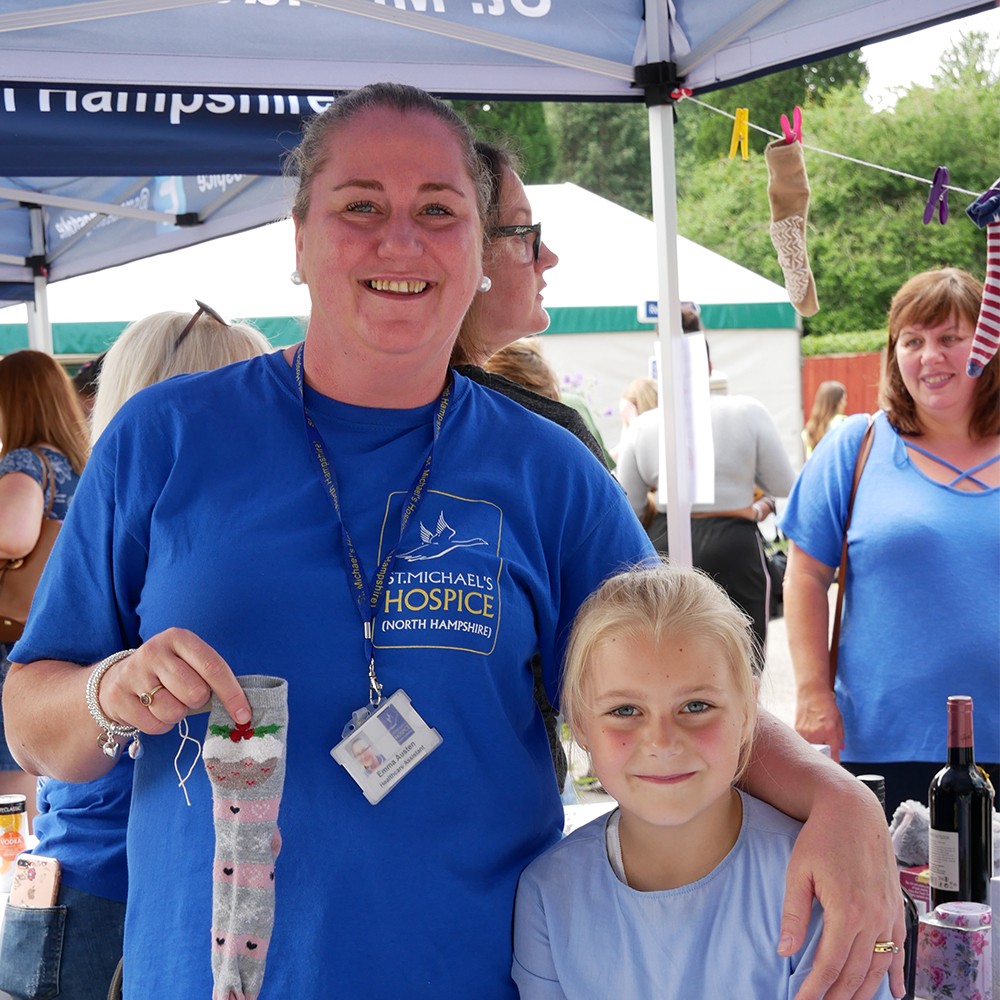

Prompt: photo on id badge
xmin=331 ymin=690 xmax=442 ymax=805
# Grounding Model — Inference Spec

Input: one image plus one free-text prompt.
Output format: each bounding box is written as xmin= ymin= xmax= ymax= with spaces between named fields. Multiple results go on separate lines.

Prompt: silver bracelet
xmin=85 ymin=649 xmax=140 ymax=760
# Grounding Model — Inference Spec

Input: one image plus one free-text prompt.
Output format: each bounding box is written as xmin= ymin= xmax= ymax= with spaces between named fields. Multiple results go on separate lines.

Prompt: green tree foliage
xmin=452 ymin=100 xmax=557 ymax=183
xmin=934 ymin=29 xmax=998 ymax=88
xmin=678 ymin=34 xmax=998 ymax=335
xmin=545 ymin=102 xmax=652 ymax=217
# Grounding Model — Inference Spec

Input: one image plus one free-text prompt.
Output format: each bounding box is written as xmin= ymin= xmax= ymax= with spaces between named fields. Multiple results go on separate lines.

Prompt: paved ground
xmin=760 ymin=606 xmax=799 ymax=730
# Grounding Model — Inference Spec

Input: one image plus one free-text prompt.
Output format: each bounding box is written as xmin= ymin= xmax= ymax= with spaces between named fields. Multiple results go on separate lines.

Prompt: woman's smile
xmin=364 ymin=278 xmax=430 ymax=295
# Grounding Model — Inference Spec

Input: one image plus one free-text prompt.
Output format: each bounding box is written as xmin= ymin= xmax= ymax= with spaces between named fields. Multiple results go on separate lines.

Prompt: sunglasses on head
xmin=175 ymin=300 xmax=228 ymax=349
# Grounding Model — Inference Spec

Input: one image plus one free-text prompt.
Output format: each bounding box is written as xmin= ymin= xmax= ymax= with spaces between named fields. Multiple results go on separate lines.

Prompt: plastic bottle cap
xmin=932 ymin=901 xmax=992 ymax=928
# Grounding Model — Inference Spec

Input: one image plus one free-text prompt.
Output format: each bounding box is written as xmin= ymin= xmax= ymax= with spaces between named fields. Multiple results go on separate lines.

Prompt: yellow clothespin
xmin=728 ymin=107 xmax=749 ymax=160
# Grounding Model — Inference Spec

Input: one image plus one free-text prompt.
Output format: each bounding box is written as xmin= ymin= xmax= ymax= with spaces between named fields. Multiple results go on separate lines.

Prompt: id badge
xmin=331 ymin=689 xmax=442 ymax=805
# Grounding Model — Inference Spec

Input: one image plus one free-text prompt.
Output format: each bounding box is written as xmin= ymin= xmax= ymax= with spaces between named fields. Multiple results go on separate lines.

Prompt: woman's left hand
xmin=781 ymin=786 xmax=905 ymax=1000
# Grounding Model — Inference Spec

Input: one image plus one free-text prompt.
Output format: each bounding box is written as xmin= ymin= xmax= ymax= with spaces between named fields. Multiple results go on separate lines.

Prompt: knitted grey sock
xmin=203 ymin=675 xmax=288 ymax=1000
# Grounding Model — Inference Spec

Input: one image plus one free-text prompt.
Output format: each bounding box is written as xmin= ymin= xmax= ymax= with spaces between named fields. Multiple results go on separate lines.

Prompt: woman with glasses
xmin=6 ymin=84 xmax=904 ymax=1000
xmin=449 ymin=141 xmax=609 ymax=467
xmin=0 ymin=309 xmax=269 ymax=1000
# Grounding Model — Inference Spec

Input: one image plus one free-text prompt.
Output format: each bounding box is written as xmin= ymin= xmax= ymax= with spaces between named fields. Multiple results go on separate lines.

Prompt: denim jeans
xmin=0 ymin=883 xmax=124 ymax=1000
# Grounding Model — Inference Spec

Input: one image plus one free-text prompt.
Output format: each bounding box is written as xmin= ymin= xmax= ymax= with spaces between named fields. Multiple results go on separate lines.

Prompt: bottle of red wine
xmin=928 ymin=695 xmax=995 ymax=907
xmin=858 ymin=774 xmax=918 ymax=1000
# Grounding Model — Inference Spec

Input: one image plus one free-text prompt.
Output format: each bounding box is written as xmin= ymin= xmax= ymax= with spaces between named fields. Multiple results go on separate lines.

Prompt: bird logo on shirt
xmin=398 ymin=511 xmax=488 ymax=562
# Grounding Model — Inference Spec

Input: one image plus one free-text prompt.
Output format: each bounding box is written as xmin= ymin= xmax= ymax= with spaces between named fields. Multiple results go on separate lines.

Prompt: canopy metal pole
xmin=645 ymin=0 xmax=692 ymax=567
xmin=26 ymin=206 xmax=52 ymax=354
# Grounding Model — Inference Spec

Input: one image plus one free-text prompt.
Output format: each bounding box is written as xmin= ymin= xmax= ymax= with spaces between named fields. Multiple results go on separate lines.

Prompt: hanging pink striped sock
xmin=966 ymin=180 xmax=1000 ymax=378
xmin=968 ymin=223 xmax=1000 ymax=377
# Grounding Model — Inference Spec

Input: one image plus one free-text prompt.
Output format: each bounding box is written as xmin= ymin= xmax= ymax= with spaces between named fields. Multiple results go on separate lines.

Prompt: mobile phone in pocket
xmin=8 ymin=853 xmax=61 ymax=907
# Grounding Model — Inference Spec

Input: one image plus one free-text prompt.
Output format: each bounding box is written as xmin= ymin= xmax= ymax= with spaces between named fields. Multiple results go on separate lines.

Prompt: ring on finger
xmin=873 ymin=941 xmax=899 ymax=954
xmin=138 ymin=684 xmax=165 ymax=707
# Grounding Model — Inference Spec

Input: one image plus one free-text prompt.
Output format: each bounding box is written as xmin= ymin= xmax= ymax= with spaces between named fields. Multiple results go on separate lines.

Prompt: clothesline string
xmin=684 ymin=95 xmax=981 ymax=198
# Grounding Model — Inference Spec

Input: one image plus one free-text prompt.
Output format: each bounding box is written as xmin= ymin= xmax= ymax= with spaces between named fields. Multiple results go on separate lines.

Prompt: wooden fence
xmin=801 ymin=351 xmax=883 ymax=419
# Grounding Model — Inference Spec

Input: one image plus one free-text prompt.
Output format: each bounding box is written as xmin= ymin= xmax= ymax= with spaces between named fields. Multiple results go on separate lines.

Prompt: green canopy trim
xmin=0 ymin=316 xmax=307 ymax=355
xmin=0 ymin=301 xmax=795 ymax=357
xmin=544 ymin=302 xmax=797 ymax=334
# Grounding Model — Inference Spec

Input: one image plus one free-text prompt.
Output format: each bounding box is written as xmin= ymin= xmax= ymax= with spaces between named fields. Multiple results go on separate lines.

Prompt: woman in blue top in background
xmin=782 ymin=267 xmax=999 ymax=808
xmin=0 ymin=350 xmax=89 ymax=819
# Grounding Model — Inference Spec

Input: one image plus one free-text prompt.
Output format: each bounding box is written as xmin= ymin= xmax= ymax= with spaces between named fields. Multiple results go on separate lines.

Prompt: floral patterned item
xmin=915 ymin=901 xmax=992 ymax=1000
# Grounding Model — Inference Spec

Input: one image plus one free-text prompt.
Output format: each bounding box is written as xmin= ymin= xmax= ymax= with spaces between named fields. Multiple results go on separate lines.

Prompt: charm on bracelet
xmin=85 ymin=649 xmax=140 ymax=761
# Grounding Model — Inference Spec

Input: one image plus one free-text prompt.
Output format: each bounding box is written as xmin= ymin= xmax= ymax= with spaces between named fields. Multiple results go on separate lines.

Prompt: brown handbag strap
xmin=828 ymin=416 xmax=876 ymax=687
xmin=31 ymin=448 xmax=57 ymax=519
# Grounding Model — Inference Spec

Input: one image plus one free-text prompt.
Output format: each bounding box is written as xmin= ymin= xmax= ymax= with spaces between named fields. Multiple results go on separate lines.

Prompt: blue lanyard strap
xmin=292 ymin=343 xmax=451 ymax=704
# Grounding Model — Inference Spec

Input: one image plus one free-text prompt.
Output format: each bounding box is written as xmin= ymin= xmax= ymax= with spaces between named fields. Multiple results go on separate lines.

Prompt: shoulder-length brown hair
xmin=0 ymin=350 xmax=89 ymax=473
xmin=880 ymin=267 xmax=999 ymax=439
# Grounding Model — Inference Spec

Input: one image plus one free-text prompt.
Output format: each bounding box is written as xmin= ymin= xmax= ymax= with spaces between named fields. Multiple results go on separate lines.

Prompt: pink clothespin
xmin=923 ymin=166 xmax=950 ymax=225
xmin=780 ymin=106 xmax=803 ymax=144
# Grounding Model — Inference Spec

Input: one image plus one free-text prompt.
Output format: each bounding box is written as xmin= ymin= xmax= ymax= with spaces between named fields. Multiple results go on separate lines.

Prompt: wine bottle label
xmin=929 ymin=828 xmax=960 ymax=892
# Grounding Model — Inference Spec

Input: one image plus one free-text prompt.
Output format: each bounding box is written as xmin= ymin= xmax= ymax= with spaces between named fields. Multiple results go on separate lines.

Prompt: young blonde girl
xmin=512 ymin=564 xmax=894 ymax=1000
xmin=802 ymin=379 xmax=848 ymax=458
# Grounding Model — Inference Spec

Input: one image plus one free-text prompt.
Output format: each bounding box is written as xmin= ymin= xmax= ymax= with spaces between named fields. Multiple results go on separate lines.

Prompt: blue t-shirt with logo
xmin=13 ymin=352 xmax=653 ymax=998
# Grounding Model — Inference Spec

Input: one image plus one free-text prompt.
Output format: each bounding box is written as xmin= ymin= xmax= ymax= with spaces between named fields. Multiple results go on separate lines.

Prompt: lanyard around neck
xmin=292 ymin=343 xmax=451 ymax=705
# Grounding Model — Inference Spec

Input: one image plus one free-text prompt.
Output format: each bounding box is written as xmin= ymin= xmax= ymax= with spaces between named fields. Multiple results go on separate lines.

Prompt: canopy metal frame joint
xmin=633 ymin=60 xmax=685 ymax=108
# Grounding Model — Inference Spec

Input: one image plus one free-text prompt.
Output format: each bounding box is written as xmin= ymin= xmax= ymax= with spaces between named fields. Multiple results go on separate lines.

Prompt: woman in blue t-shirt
xmin=4 ymin=84 xmax=910 ymax=1000
xmin=782 ymin=268 xmax=999 ymax=807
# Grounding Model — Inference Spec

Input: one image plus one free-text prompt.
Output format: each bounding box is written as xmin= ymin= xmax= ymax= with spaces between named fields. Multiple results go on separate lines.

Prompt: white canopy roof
xmin=527 ymin=182 xmax=787 ymax=311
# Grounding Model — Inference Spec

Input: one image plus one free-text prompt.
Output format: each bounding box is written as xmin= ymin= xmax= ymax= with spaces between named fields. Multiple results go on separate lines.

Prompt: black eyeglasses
xmin=175 ymin=299 xmax=228 ymax=349
xmin=488 ymin=223 xmax=541 ymax=264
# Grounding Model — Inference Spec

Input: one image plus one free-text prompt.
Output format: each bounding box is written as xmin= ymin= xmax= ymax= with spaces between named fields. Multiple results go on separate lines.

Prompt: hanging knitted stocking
xmin=765 ymin=138 xmax=819 ymax=317
xmin=965 ymin=180 xmax=1000 ymax=377
xmin=203 ymin=675 xmax=288 ymax=1000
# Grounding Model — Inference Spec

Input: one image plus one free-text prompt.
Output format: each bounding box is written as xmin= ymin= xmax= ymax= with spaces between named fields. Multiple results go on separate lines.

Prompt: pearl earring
xmin=479 ymin=275 xmax=492 ymax=293
xmin=290 ymin=270 xmax=304 ymax=286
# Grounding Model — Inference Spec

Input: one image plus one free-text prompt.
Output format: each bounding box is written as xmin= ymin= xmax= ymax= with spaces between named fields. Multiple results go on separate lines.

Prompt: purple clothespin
xmin=923 ymin=166 xmax=949 ymax=225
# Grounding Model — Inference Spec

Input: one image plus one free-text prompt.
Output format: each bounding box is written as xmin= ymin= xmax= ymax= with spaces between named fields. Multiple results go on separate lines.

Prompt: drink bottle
xmin=0 ymin=793 xmax=28 ymax=892
xmin=858 ymin=775 xmax=917 ymax=999
xmin=928 ymin=695 xmax=994 ymax=907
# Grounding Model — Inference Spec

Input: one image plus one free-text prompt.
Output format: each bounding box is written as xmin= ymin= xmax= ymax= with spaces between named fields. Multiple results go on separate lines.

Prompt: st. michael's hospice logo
xmin=398 ymin=511 xmax=487 ymax=562
xmin=377 ymin=493 xmax=502 ymax=655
